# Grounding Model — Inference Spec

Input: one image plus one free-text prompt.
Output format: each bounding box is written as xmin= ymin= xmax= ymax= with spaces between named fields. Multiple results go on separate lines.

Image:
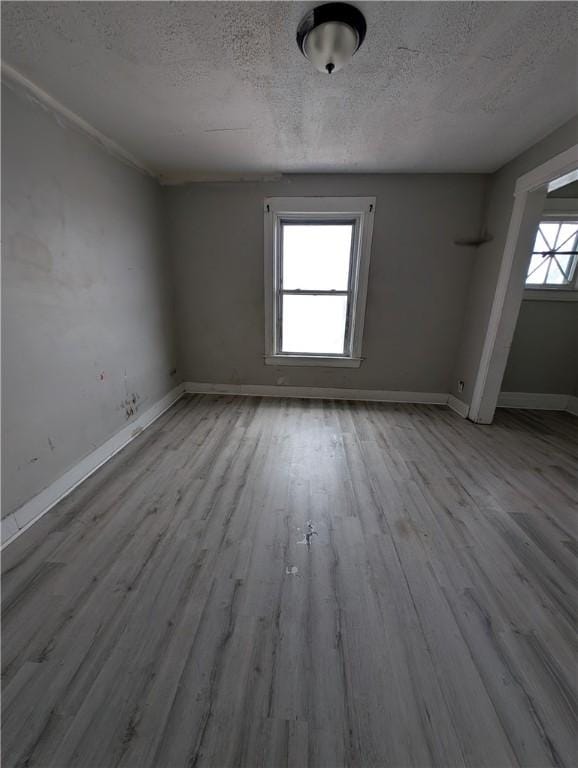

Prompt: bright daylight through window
xmin=281 ymin=223 xmax=352 ymax=354
xmin=525 ymin=219 xmax=578 ymax=287
xmin=264 ymin=198 xmax=375 ymax=368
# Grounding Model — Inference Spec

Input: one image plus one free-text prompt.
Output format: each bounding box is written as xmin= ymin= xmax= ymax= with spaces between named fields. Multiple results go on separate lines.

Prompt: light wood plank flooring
xmin=2 ymin=395 xmax=577 ymax=768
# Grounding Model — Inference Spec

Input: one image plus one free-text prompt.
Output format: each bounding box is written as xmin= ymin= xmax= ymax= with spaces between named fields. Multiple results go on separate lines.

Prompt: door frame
xmin=469 ymin=145 xmax=578 ymax=424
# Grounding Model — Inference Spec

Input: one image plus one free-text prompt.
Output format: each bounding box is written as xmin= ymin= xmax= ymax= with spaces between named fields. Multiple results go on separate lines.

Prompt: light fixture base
xmin=296 ymin=3 xmax=367 ymax=74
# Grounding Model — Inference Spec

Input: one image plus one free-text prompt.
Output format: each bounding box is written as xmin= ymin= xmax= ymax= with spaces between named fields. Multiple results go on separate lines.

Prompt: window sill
xmin=265 ymin=355 xmax=362 ymax=368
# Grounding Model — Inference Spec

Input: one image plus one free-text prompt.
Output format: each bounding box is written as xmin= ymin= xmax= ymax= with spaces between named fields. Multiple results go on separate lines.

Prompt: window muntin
xmin=525 ymin=219 xmax=578 ymax=287
xmin=278 ymin=221 xmax=355 ymax=356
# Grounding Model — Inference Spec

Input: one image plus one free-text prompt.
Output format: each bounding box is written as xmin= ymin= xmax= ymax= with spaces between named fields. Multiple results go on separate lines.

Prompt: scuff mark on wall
xmin=122 ymin=392 xmax=141 ymax=419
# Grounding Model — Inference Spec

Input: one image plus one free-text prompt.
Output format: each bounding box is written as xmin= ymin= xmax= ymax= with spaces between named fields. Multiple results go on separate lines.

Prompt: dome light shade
xmin=297 ymin=3 xmax=366 ymax=74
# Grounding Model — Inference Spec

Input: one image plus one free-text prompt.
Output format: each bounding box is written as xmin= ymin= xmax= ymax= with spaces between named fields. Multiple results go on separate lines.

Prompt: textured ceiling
xmin=2 ymin=1 xmax=578 ymax=180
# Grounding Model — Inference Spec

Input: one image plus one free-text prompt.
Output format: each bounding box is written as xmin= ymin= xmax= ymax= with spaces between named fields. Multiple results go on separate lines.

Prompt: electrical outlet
xmin=458 ymin=380 xmax=465 ymax=393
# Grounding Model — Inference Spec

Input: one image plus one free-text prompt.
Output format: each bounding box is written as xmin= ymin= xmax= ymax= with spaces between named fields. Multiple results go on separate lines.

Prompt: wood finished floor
xmin=2 ymin=395 xmax=577 ymax=768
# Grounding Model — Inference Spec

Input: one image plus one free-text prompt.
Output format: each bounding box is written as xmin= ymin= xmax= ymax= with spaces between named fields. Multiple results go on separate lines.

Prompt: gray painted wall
xmin=2 ymin=84 xmax=177 ymax=518
xmin=165 ymin=174 xmax=486 ymax=393
xmin=501 ymin=300 xmax=578 ymax=394
xmin=451 ymin=115 xmax=578 ymax=404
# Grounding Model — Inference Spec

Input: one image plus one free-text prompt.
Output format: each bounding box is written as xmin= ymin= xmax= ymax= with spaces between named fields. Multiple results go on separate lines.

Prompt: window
xmin=525 ymin=218 xmax=578 ymax=288
xmin=264 ymin=197 xmax=375 ymax=367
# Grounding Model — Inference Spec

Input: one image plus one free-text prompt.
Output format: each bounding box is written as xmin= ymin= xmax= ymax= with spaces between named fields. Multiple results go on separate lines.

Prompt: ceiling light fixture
xmin=296 ymin=2 xmax=367 ymax=74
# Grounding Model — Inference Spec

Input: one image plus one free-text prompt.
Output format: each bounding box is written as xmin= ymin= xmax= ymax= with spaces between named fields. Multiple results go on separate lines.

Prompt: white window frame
xmin=523 ymin=199 xmax=578 ymax=299
xmin=263 ymin=197 xmax=375 ymax=368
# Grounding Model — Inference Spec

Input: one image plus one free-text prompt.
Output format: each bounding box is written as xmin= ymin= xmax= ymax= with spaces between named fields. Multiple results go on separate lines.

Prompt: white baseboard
xmin=1 ymin=384 xmax=185 ymax=549
xmin=16 ymin=383 xmax=574 ymax=548
xmin=184 ymin=381 xmax=448 ymax=405
xmin=497 ymin=392 xmax=570 ymax=411
xmin=447 ymin=395 xmax=469 ymax=418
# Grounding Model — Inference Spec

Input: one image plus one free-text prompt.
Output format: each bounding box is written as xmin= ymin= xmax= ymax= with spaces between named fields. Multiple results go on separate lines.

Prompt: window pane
xmin=547 ymin=260 xmax=565 ymax=284
xmin=533 ymin=229 xmax=549 ymax=253
xmin=526 ymin=254 xmax=545 ymax=282
xmin=526 ymin=258 xmax=548 ymax=284
xmin=282 ymin=294 xmax=347 ymax=354
xmin=556 ymin=254 xmax=572 ymax=275
xmin=282 ymin=224 xmax=352 ymax=290
xmin=539 ymin=222 xmax=559 ymax=250
xmin=554 ymin=223 xmax=578 ymax=250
